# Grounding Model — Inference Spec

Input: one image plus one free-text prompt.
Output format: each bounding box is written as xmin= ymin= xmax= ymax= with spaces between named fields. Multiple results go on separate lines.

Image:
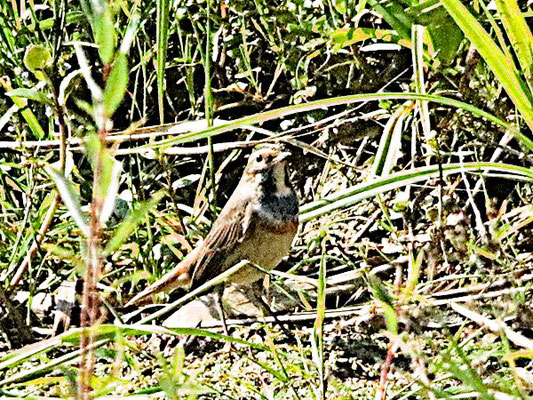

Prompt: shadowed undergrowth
xmin=0 ymin=0 xmax=532 ymax=398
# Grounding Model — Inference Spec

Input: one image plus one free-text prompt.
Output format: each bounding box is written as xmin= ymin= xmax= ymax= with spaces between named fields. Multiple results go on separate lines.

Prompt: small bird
xmin=127 ymin=143 xmax=299 ymax=307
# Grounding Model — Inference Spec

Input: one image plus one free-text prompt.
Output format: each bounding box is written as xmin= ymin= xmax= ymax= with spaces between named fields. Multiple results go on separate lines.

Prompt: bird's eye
xmin=255 ymin=154 xmax=263 ymax=162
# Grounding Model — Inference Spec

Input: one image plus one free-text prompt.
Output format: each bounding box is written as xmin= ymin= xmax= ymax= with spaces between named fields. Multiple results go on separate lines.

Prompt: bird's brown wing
xmin=189 ymin=197 xmax=256 ymax=289
xmin=125 ymin=195 xmax=255 ymax=306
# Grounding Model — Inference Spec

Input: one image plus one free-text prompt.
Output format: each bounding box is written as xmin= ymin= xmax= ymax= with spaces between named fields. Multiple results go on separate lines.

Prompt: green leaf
xmin=6 ymin=88 xmax=52 ymax=105
xmin=41 ymin=243 xmax=77 ymax=260
xmin=417 ymin=6 xmax=464 ymax=65
xmin=367 ymin=0 xmax=413 ymax=39
xmin=172 ymin=174 xmax=200 ymax=189
xmin=368 ymin=275 xmax=394 ymax=307
xmin=100 ymin=159 xmax=122 ymax=226
xmin=20 ymin=108 xmax=46 ymax=139
xmin=45 ymin=167 xmax=89 ymax=237
xmin=329 ymin=27 xmax=410 ymax=53
xmin=84 ymin=134 xmax=120 ymax=225
xmin=368 ymin=275 xmax=398 ymax=334
xmin=38 ymin=11 xmax=85 ymax=30
xmin=103 ymin=52 xmax=128 ymax=117
xmin=23 ymin=45 xmax=52 ymax=72
xmin=493 ymin=0 xmax=533 ymax=85
xmin=103 ymin=191 xmax=164 ymax=257
xmin=441 ymin=0 xmax=533 ymax=133
xmin=334 ymin=0 xmax=348 ymax=14
xmin=157 ymin=0 xmax=170 ymax=123
xmin=380 ymin=302 xmax=398 ymax=335
xmin=0 ymin=79 xmax=46 ymax=139
xmin=91 ymin=1 xmax=116 ymax=64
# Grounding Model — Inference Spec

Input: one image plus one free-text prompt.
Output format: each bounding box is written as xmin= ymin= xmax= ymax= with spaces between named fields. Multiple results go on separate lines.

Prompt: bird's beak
xmin=275 ymin=151 xmax=291 ymax=163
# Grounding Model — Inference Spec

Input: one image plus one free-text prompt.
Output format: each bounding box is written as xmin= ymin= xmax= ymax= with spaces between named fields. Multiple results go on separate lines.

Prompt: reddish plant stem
xmin=78 ymin=133 xmax=106 ymax=400
xmin=377 ymin=340 xmax=397 ymax=400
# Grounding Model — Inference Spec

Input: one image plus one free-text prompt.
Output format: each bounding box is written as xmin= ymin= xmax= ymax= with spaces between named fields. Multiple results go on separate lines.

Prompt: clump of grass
xmin=0 ymin=0 xmax=531 ymax=398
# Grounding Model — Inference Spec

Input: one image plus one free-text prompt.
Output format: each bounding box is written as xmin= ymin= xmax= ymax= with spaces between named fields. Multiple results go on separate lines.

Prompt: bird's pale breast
xmin=226 ymin=194 xmax=298 ymax=285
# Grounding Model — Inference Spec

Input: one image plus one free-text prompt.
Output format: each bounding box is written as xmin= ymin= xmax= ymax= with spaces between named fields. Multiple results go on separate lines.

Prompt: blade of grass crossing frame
xmin=204 ymin=0 xmax=216 ymax=206
xmin=372 ymin=101 xmax=414 ymax=176
xmin=300 ymin=162 xmax=533 ymax=222
xmin=312 ymin=232 xmax=327 ymax=400
xmin=493 ymin=0 xmax=533 ymax=87
xmin=479 ymin=1 xmax=514 ymax=65
xmin=157 ymin=0 xmax=170 ymax=124
xmin=148 ymin=92 xmax=533 ymax=152
xmin=440 ymin=0 xmax=533 ymax=132
xmin=0 ymin=324 xmax=274 ymax=385
xmin=412 ymin=24 xmax=434 ymax=160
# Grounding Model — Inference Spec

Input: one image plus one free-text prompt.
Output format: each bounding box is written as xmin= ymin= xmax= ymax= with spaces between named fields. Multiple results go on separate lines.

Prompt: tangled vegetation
xmin=0 ymin=0 xmax=532 ymax=399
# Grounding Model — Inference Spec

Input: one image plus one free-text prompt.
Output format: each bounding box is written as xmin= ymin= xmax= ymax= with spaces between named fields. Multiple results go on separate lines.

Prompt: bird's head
xmin=242 ymin=144 xmax=293 ymax=193
xmin=245 ymin=144 xmax=290 ymax=174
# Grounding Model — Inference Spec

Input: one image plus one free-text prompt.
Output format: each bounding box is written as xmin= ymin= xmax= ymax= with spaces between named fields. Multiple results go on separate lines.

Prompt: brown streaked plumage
xmin=126 ymin=144 xmax=298 ymax=307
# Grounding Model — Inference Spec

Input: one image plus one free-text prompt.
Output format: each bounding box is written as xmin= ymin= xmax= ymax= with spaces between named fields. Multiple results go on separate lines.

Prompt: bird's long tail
xmin=125 ymin=250 xmax=197 ymax=307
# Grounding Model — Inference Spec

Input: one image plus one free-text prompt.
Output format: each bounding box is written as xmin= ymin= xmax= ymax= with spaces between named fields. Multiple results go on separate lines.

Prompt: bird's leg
xmin=181 ymin=320 xmax=202 ymax=350
xmin=249 ymin=280 xmax=274 ymax=315
xmin=248 ymin=281 xmax=292 ymax=336
xmin=257 ymin=292 xmax=291 ymax=334
xmin=215 ymin=285 xmax=233 ymax=352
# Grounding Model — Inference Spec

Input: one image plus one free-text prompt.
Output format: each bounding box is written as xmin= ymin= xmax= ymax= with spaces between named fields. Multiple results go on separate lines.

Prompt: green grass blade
xmin=300 ymin=162 xmax=533 ymax=222
xmin=45 ymin=167 xmax=89 ymax=236
xmin=156 ymin=0 xmax=170 ymax=124
xmin=1 ymin=78 xmax=46 ymax=139
xmin=0 ymin=324 xmax=273 ymax=386
xmin=204 ymin=0 xmax=217 ymax=207
xmin=38 ymin=11 xmax=84 ymax=30
xmin=372 ymin=102 xmax=411 ymax=176
xmin=440 ymin=0 xmax=533 ymax=132
xmin=146 ymin=92 xmax=532 ymax=151
xmin=312 ymin=233 xmax=327 ymax=399
xmin=133 ymin=260 xmax=250 ymax=323
xmin=89 ymin=0 xmax=116 ymax=64
xmin=103 ymin=191 xmax=164 ymax=257
xmin=103 ymin=52 xmax=128 ymax=117
xmin=6 ymin=88 xmax=52 ymax=105
xmin=368 ymin=276 xmax=398 ymax=335
xmin=366 ymin=0 xmax=412 ymax=39
xmin=493 ymin=0 xmax=533 ymax=85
